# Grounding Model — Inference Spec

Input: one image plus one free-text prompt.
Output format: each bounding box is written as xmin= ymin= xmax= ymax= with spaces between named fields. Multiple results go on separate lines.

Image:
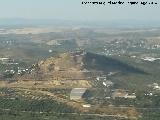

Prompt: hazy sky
xmin=0 ymin=0 xmax=159 ymax=21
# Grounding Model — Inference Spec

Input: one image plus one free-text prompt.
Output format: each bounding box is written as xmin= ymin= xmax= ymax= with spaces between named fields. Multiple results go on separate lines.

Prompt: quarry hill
xmin=39 ymin=51 xmax=146 ymax=76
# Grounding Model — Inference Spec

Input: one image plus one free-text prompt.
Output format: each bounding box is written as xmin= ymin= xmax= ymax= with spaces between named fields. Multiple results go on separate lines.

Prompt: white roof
xmin=70 ymin=88 xmax=87 ymax=98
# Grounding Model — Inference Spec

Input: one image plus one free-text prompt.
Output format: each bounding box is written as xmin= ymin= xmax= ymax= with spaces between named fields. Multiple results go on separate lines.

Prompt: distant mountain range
xmin=0 ymin=18 xmax=160 ymax=28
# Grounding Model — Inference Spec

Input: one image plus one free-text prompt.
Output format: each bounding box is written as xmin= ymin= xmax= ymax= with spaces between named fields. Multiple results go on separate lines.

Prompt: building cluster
xmin=0 ymin=57 xmax=18 ymax=65
xmin=148 ymin=83 xmax=160 ymax=90
xmin=112 ymin=89 xmax=136 ymax=99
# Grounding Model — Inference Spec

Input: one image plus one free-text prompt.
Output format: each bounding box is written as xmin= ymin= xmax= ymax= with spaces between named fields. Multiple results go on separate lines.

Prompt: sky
xmin=0 ymin=0 xmax=159 ymax=22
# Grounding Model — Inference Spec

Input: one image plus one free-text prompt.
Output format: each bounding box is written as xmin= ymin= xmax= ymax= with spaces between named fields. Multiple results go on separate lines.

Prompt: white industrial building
xmin=70 ymin=88 xmax=87 ymax=100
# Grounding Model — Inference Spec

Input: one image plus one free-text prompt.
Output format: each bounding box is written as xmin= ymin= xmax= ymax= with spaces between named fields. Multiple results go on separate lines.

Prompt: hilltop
xmin=39 ymin=51 xmax=146 ymax=76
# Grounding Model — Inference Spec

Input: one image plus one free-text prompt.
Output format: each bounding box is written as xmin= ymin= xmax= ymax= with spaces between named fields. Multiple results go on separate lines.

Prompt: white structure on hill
xmin=70 ymin=88 xmax=87 ymax=100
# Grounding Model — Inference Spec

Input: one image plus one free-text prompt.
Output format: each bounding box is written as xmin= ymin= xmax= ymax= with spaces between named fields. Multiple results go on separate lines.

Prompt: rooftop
xmin=70 ymin=88 xmax=87 ymax=100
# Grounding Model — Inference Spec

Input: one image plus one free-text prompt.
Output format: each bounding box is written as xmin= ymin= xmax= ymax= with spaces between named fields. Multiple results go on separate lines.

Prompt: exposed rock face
xmin=37 ymin=52 xmax=91 ymax=88
xmin=39 ymin=51 xmax=146 ymax=80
